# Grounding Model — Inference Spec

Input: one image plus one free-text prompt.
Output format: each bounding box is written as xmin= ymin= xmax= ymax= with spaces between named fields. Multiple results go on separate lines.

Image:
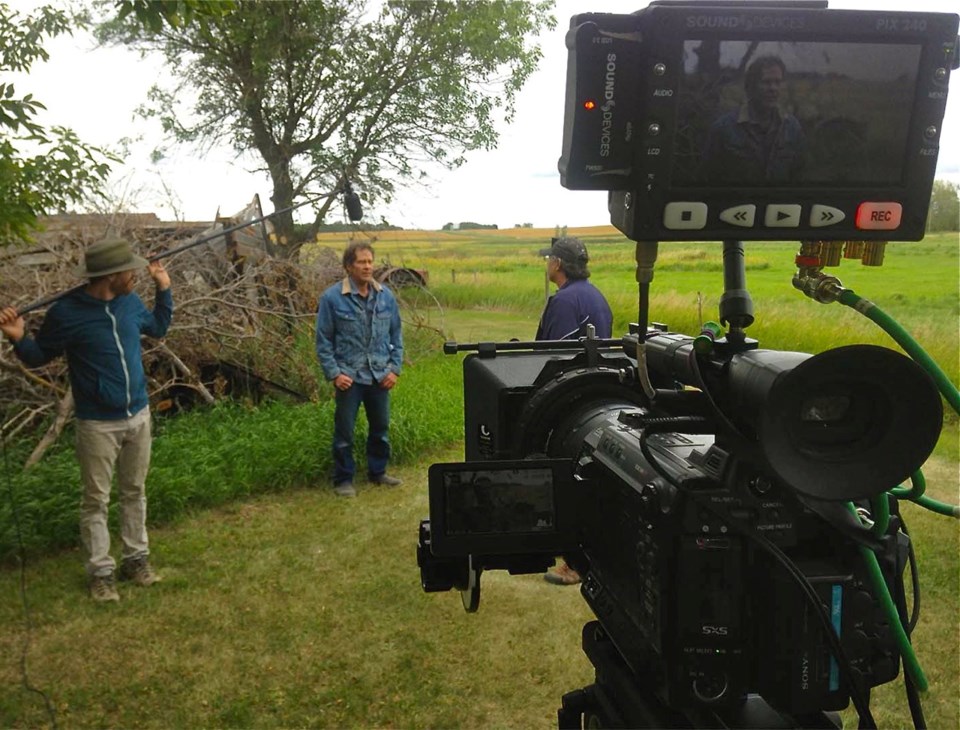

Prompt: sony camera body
xmin=419 ymin=330 xmax=941 ymax=723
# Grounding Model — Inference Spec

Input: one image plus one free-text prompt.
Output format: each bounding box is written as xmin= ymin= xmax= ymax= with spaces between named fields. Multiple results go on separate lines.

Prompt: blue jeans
xmin=333 ymin=382 xmax=391 ymax=485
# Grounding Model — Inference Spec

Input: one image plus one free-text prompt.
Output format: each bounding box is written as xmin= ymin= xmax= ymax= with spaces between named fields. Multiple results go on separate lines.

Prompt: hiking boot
xmin=544 ymin=562 xmax=581 ymax=586
xmin=333 ymin=481 xmax=357 ymax=497
xmin=89 ymin=573 xmax=120 ymax=603
xmin=118 ymin=556 xmax=162 ymax=587
xmin=369 ymin=473 xmax=403 ymax=487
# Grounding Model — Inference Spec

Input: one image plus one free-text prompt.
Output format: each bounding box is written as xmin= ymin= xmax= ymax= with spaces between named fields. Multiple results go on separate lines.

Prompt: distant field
xmin=313 ymin=226 xmax=959 ymax=374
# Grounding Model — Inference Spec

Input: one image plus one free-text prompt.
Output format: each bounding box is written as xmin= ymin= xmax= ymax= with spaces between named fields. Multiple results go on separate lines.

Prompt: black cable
xmin=899 ymin=519 xmax=921 ymax=633
xmin=891 ymin=539 xmax=926 ymax=730
xmin=685 ymin=348 xmax=762 ymax=460
xmin=2 ymin=433 xmax=58 ymax=729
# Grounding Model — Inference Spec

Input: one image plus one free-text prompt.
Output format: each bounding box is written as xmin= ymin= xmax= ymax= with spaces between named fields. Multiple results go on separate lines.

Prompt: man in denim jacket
xmin=0 ymin=238 xmax=172 ymax=602
xmin=315 ymin=242 xmax=403 ymax=497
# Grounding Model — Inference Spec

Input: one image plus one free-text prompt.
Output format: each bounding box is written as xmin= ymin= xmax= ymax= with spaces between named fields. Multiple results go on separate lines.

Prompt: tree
xmin=98 ymin=0 xmax=555 ymax=258
xmin=927 ymin=179 xmax=959 ymax=233
xmin=113 ymin=0 xmax=235 ymax=31
xmin=0 ymin=3 xmax=115 ymax=244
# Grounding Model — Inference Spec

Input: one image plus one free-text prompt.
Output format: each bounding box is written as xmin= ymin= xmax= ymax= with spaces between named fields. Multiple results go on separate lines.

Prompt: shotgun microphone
xmin=343 ymin=179 xmax=363 ymax=222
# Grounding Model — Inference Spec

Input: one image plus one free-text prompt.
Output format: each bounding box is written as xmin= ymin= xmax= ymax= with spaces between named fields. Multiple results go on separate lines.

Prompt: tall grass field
xmin=0 ymin=226 xmax=957 ymax=728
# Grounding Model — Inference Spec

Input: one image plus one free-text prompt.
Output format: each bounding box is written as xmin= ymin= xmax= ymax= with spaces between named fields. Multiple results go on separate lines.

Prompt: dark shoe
xmin=369 ymin=473 xmax=403 ymax=487
xmin=333 ymin=481 xmax=357 ymax=497
xmin=544 ymin=563 xmax=581 ymax=586
xmin=118 ymin=556 xmax=162 ymax=587
xmin=89 ymin=573 xmax=120 ymax=602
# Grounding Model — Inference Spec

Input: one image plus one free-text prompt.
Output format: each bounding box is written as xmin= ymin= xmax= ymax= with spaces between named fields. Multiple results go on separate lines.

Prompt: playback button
xmin=764 ymin=204 xmax=802 ymax=227
xmin=719 ymin=204 xmax=756 ymax=228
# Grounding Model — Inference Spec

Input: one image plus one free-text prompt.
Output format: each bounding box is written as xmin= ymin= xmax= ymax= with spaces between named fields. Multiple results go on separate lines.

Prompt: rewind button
xmin=719 ymin=204 xmax=756 ymax=228
xmin=810 ymin=205 xmax=846 ymax=228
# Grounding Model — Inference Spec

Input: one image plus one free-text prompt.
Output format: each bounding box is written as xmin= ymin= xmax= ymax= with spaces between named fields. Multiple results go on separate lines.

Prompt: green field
xmin=319 ymin=226 xmax=960 ymax=451
xmin=1 ymin=226 xmax=957 ymax=728
xmin=317 ymin=227 xmax=959 ymax=368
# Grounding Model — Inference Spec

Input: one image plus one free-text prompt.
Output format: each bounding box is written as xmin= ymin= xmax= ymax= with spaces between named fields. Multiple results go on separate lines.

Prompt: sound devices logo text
xmin=599 ymin=53 xmax=616 ymax=158
xmin=685 ymin=14 xmax=805 ymax=31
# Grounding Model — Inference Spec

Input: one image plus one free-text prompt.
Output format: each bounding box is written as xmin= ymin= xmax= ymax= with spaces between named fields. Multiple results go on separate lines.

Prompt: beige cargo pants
xmin=75 ymin=407 xmax=152 ymax=577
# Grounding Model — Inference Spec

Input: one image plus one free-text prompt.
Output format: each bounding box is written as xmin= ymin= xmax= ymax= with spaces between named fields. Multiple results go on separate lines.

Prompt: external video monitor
xmin=427 ymin=459 xmax=581 ymax=557
xmin=559 ymin=2 xmax=958 ymax=241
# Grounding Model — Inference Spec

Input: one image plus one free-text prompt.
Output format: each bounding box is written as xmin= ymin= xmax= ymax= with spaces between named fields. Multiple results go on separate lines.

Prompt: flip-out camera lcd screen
xmin=428 ymin=459 xmax=580 ymax=557
xmin=442 ymin=466 xmax=556 ymax=536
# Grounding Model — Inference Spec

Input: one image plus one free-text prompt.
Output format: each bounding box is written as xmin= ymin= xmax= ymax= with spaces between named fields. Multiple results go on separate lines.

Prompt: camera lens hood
xmin=757 ymin=344 xmax=943 ymax=501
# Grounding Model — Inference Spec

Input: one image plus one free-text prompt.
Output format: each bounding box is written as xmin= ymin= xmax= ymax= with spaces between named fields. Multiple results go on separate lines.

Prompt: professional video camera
xmin=418 ymin=1 xmax=958 ymax=728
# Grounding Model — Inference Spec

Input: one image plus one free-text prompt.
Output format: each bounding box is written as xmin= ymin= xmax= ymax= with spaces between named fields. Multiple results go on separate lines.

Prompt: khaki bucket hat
xmin=75 ymin=238 xmax=149 ymax=279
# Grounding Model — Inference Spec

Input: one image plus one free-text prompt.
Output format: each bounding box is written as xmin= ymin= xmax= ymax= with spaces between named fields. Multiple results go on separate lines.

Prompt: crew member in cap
xmin=536 ymin=236 xmax=613 ymax=341
xmin=0 ymin=238 xmax=172 ymax=603
xmin=536 ymin=236 xmax=613 ymax=586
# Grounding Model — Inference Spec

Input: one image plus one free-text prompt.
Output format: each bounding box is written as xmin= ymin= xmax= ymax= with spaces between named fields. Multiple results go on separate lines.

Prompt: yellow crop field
xmin=312 ymin=225 xmax=625 ymax=247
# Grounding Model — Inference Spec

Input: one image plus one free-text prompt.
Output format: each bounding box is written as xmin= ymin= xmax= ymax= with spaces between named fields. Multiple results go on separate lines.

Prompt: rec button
xmin=856 ymin=202 xmax=902 ymax=230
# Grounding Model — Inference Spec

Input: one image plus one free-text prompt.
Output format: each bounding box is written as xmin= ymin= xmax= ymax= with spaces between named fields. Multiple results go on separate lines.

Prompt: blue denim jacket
xmin=315 ymin=277 xmax=403 ymax=383
xmin=700 ymin=105 xmax=805 ymax=183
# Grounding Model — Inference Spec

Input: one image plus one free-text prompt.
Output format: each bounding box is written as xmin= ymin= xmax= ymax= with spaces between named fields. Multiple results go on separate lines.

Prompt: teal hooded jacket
xmin=13 ymin=288 xmax=173 ymax=420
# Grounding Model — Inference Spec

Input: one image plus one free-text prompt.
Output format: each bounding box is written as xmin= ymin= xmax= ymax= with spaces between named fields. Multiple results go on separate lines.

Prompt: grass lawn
xmin=0 ymin=450 xmax=596 ymax=729
xmin=0 ymin=449 xmax=956 ymax=728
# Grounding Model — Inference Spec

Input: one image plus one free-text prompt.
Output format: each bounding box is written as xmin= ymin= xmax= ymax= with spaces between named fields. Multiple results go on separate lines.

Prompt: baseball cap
xmin=539 ymin=237 xmax=588 ymax=264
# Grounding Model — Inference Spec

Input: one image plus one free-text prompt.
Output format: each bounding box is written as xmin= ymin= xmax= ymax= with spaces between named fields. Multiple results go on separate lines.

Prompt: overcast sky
xmin=10 ymin=0 xmax=960 ymax=229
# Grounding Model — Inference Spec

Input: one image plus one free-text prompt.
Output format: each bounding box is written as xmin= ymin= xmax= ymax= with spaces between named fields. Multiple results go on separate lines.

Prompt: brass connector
xmin=861 ymin=241 xmax=887 ymax=267
xmin=820 ymin=240 xmax=844 ymax=267
xmin=793 ymin=271 xmax=845 ymax=304
xmin=843 ymin=240 xmax=865 ymax=259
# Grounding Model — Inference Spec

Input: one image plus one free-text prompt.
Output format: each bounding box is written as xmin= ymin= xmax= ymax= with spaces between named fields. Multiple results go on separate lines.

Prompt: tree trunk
xmin=268 ymin=172 xmax=296 ymax=259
